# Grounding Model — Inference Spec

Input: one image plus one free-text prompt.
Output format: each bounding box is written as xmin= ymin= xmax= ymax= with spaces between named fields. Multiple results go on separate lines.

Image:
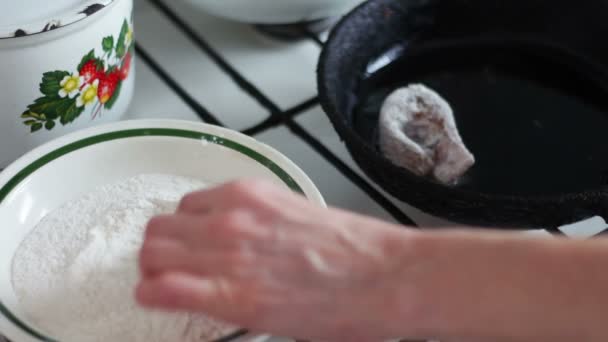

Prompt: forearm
xmin=388 ymin=229 xmax=608 ymax=341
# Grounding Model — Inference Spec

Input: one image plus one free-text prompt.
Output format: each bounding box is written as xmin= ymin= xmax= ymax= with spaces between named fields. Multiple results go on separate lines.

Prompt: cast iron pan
xmin=318 ymin=0 xmax=608 ymax=229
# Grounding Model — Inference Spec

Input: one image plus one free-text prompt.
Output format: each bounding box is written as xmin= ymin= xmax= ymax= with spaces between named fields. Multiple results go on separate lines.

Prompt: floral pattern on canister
xmin=20 ymin=18 xmax=134 ymax=132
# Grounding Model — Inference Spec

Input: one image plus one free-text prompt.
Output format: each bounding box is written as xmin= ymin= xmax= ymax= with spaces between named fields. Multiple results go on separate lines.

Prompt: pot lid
xmin=0 ymin=0 xmax=114 ymax=40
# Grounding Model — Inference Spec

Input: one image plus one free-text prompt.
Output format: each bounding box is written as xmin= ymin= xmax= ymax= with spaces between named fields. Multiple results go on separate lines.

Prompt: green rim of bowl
xmin=0 ymin=127 xmax=305 ymax=342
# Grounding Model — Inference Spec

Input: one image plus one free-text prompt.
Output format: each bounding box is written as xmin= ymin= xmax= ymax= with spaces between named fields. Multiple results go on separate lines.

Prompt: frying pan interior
xmin=355 ymin=38 xmax=608 ymax=197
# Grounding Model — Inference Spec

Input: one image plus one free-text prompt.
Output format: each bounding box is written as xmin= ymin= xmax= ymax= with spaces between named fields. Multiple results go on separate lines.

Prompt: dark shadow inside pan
xmin=353 ymin=37 xmax=608 ymax=197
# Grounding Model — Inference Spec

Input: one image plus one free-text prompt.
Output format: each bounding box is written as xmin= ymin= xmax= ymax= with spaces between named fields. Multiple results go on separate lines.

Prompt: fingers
xmin=176 ymin=189 xmax=216 ymax=214
xmin=136 ymin=272 xmax=237 ymax=314
xmin=145 ymin=214 xmax=205 ymax=244
xmin=145 ymin=211 xmax=265 ymax=250
xmin=139 ymin=238 xmax=187 ymax=277
xmin=139 ymin=238 xmax=259 ymax=279
xmin=139 ymin=238 xmax=216 ymax=278
xmin=141 ymin=210 xmax=278 ymax=278
xmin=177 ymin=179 xmax=275 ymax=214
xmin=136 ymin=273 xmax=271 ymax=334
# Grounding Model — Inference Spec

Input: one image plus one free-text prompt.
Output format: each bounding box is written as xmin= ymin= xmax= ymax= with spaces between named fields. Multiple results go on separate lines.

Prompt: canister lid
xmin=0 ymin=0 xmax=114 ymax=39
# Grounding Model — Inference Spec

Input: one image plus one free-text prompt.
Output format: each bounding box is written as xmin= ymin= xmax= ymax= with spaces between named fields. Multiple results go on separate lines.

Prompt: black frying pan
xmin=317 ymin=0 xmax=608 ymax=229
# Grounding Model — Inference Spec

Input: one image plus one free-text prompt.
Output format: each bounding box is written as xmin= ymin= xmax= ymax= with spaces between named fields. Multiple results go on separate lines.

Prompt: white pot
xmin=0 ymin=0 xmax=135 ymax=168
xmin=184 ymin=0 xmax=364 ymax=24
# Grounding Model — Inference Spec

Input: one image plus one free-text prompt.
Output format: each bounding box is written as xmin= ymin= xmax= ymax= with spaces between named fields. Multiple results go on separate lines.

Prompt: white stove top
xmin=129 ymin=0 xmax=608 ymax=235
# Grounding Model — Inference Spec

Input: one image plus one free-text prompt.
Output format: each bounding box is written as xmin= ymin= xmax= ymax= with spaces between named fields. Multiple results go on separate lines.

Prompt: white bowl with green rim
xmin=0 ymin=119 xmax=325 ymax=342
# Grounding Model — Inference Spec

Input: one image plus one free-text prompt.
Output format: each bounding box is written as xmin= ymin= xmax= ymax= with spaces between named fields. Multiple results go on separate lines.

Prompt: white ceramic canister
xmin=0 ymin=0 xmax=135 ymax=168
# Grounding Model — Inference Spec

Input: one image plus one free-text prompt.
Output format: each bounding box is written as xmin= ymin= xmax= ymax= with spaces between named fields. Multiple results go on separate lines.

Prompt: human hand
xmin=136 ymin=179 xmax=419 ymax=341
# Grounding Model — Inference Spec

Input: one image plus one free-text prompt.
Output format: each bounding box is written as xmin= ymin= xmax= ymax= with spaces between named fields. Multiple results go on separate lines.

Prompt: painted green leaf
xmin=58 ymin=98 xmax=85 ymax=125
xmin=21 ymin=112 xmax=34 ymax=119
xmin=31 ymin=123 xmax=43 ymax=133
xmin=102 ymin=36 xmax=114 ymax=53
xmin=45 ymin=120 xmax=56 ymax=130
xmin=23 ymin=96 xmax=65 ymax=120
xmin=103 ymin=80 xmax=122 ymax=110
xmin=22 ymin=96 xmax=84 ymax=132
xmin=77 ymin=49 xmax=96 ymax=72
xmin=115 ymin=19 xmax=129 ymax=58
xmin=21 ymin=111 xmax=47 ymax=120
xmin=23 ymin=94 xmax=85 ymax=123
xmin=39 ymin=71 xmax=70 ymax=98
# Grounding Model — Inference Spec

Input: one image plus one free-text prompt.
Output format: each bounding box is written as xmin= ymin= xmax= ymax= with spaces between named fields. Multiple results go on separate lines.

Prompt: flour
xmin=11 ymin=174 xmax=236 ymax=342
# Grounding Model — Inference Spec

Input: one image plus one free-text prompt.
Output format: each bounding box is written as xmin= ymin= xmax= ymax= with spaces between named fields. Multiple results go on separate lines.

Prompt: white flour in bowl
xmin=11 ymin=174 xmax=236 ymax=342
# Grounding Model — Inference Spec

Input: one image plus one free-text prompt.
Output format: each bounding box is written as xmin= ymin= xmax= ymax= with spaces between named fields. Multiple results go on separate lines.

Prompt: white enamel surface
xmin=0 ymin=0 xmax=114 ymax=39
xmin=0 ymin=0 xmax=133 ymax=168
xmin=0 ymin=119 xmax=324 ymax=342
xmin=184 ymin=0 xmax=363 ymax=24
xmin=1 ymin=0 xmax=89 ymax=28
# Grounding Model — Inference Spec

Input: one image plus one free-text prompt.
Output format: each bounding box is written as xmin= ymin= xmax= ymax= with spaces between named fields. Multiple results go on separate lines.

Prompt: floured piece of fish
xmin=378 ymin=84 xmax=475 ymax=185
